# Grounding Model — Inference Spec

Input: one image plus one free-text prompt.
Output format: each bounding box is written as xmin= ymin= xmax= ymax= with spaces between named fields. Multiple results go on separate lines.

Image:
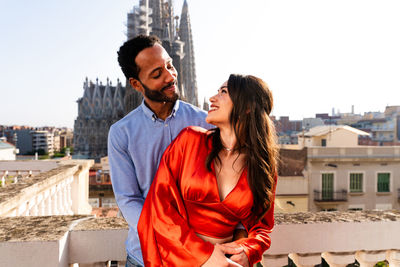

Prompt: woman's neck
xmin=219 ymin=125 xmax=237 ymax=155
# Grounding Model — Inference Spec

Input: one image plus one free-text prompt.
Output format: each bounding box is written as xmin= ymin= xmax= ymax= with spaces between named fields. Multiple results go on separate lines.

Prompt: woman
xmin=138 ymin=74 xmax=278 ymax=267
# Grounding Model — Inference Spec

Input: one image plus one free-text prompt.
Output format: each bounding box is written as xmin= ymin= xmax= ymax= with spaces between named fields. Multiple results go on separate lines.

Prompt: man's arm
xmin=108 ymin=125 xmax=144 ymax=231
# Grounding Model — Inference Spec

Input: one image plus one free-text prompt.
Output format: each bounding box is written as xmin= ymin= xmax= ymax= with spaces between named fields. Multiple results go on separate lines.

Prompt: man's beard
xmin=141 ymin=81 xmax=179 ymax=103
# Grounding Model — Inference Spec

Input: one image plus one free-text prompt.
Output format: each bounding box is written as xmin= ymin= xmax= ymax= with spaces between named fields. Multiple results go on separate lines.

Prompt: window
xmin=377 ymin=173 xmax=390 ymax=192
xmin=349 ymin=173 xmax=363 ymax=193
xmin=322 ymin=173 xmax=334 ymax=200
xmin=321 ymin=139 xmax=327 ymax=147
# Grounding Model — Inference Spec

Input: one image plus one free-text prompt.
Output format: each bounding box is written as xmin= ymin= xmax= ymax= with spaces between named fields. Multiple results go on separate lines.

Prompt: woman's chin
xmin=205 ymin=118 xmax=216 ymax=126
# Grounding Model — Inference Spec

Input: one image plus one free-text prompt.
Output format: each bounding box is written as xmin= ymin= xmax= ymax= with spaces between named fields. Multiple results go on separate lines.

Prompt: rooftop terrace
xmin=0 ymin=210 xmax=399 ymax=266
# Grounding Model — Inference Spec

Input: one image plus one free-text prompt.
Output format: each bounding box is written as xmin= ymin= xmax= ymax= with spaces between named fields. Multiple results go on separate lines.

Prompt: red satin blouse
xmin=138 ymin=126 xmax=275 ymax=267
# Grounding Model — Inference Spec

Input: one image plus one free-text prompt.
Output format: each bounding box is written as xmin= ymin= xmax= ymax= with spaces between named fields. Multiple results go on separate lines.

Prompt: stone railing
xmin=264 ymin=211 xmax=400 ymax=267
xmin=0 ymin=210 xmax=399 ymax=267
xmin=0 ymin=160 xmax=93 ymax=216
xmin=0 ymin=216 xmax=128 ymax=267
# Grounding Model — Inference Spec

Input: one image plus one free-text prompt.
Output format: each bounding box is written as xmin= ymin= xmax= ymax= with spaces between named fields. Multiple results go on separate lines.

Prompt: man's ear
xmin=129 ymin=78 xmax=143 ymax=93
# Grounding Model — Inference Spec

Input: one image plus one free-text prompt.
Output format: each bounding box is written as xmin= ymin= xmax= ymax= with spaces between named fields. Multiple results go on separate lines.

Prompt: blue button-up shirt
xmin=108 ymin=100 xmax=212 ymax=265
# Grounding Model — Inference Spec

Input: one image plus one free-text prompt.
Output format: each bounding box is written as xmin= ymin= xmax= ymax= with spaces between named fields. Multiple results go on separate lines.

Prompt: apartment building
xmin=307 ymin=146 xmax=400 ymax=212
xmin=31 ymin=130 xmax=54 ymax=156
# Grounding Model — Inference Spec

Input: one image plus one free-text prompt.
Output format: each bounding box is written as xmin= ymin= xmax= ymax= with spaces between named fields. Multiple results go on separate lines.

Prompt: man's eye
xmin=153 ymin=72 xmax=161 ymax=79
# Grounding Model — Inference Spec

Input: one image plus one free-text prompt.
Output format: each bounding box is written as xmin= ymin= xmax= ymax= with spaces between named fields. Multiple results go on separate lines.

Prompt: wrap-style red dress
xmin=138 ymin=126 xmax=276 ymax=267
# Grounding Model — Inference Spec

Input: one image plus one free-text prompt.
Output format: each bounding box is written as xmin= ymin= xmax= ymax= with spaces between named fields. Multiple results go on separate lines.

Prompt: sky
xmin=1 ymin=0 xmax=400 ymax=128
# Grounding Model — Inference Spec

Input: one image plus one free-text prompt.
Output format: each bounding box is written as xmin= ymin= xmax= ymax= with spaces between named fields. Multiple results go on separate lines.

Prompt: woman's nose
xmin=209 ymin=94 xmax=217 ymax=102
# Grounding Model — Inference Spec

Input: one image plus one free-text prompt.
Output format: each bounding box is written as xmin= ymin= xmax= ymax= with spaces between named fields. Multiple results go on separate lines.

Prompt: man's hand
xmin=202 ymin=243 xmax=243 ymax=267
xmin=220 ymin=242 xmax=250 ymax=267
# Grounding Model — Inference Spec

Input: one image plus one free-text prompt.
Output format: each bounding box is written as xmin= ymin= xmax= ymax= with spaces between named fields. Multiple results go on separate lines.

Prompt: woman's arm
xmin=138 ymin=130 xmax=215 ymax=266
xmin=223 ymin=179 xmax=277 ymax=266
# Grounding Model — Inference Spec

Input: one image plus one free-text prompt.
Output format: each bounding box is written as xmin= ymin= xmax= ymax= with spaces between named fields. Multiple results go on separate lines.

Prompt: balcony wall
xmin=0 ymin=159 xmax=93 ymax=216
xmin=0 ymin=210 xmax=399 ymax=267
xmin=308 ymin=146 xmax=400 ymax=161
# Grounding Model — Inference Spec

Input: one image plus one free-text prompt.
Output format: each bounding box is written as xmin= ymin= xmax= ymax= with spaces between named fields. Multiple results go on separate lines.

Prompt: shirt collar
xmin=140 ymin=100 xmax=181 ymax=121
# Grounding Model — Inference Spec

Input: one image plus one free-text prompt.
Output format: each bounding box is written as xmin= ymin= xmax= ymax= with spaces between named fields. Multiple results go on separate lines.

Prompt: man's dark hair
xmin=117 ymin=35 xmax=161 ymax=80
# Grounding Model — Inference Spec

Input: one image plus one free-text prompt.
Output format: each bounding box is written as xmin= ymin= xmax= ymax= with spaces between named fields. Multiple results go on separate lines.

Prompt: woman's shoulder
xmin=172 ymin=126 xmax=211 ymax=149
xmin=179 ymin=126 xmax=210 ymax=137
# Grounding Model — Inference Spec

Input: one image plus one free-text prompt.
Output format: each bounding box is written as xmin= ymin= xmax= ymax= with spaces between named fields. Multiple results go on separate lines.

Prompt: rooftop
xmin=278 ymin=148 xmax=307 ymax=176
xmin=301 ymin=125 xmax=370 ymax=137
xmin=1 ymin=210 xmax=400 ymax=266
xmin=0 ymin=141 xmax=15 ymax=150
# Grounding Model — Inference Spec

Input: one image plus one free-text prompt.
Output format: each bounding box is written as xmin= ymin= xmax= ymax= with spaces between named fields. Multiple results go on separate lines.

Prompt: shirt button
xmin=165 ymin=124 xmax=168 ymax=127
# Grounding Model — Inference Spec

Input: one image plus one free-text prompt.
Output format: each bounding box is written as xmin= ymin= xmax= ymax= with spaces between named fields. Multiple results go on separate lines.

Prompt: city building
xmin=0 ymin=126 xmax=72 ymax=156
xmin=59 ymin=129 xmax=74 ymax=149
xmin=74 ymin=0 xmax=200 ymax=160
xmin=273 ymin=116 xmax=302 ymax=145
xmin=1 ymin=126 xmax=34 ymax=154
xmin=124 ymin=0 xmax=199 ymax=111
xmin=31 ymin=130 xmax=55 ymax=156
xmin=0 ymin=139 xmax=18 ymax=160
xmin=351 ymin=106 xmax=400 ymax=145
xmin=73 ymin=78 xmax=125 ymax=160
xmin=315 ymin=113 xmax=341 ymax=125
xmin=306 ymin=146 xmax=400 ymax=212
xmin=298 ymin=125 xmax=370 ymax=148
xmin=302 ymin=117 xmax=324 ymax=131
xmin=88 ymin=156 xmax=116 ymax=209
xmin=370 ymin=118 xmax=397 ymax=144
xmin=275 ymin=148 xmax=308 ymax=213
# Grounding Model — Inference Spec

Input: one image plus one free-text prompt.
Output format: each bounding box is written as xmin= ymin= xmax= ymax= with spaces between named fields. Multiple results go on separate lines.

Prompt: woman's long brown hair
xmin=206 ymin=74 xmax=279 ymax=219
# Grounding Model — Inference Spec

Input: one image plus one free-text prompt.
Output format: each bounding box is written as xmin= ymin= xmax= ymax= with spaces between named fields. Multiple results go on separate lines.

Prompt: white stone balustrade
xmin=0 ymin=211 xmax=399 ymax=267
xmin=0 ymin=160 xmax=93 ymax=217
xmin=263 ymin=211 xmax=400 ymax=267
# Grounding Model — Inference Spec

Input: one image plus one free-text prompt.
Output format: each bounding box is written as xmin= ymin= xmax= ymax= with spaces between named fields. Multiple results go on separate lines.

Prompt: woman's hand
xmin=202 ymin=243 xmax=244 ymax=267
xmin=220 ymin=242 xmax=250 ymax=267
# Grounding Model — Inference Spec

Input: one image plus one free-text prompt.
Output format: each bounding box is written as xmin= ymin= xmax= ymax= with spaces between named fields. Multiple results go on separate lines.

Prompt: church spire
xmin=179 ymin=0 xmax=199 ymax=106
xmin=149 ymin=0 xmax=163 ymax=37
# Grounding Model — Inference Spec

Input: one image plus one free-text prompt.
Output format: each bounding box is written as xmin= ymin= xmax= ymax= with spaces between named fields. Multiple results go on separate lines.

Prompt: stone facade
xmin=74 ymin=0 xmax=200 ymax=160
xmin=73 ymin=78 xmax=125 ymax=160
xmin=124 ymin=0 xmax=199 ymax=112
xmin=306 ymin=146 xmax=400 ymax=212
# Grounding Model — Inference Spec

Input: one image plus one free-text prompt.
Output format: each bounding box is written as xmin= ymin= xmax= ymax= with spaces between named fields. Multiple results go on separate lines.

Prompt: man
xmin=109 ymin=35 xmax=209 ymax=267
xmin=109 ymin=35 xmax=247 ymax=267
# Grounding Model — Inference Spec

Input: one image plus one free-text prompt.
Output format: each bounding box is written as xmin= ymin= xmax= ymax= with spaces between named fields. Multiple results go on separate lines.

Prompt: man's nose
xmin=165 ymin=68 xmax=176 ymax=83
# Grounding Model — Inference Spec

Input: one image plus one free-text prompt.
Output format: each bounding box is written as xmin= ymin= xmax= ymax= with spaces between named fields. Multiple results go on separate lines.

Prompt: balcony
xmin=0 ymin=210 xmax=400 ymax=266
xmin=314 ymin=189 xmax=347 ymax=202
xmin=0 ymin=159 xmax=93 ymax=216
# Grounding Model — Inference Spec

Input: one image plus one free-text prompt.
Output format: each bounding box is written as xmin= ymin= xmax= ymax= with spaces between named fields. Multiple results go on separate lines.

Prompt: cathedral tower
xmin=179 ymin=0 xmax=198 ymax=107
xmin=124 ymin=0 xmax=200 ymax=113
